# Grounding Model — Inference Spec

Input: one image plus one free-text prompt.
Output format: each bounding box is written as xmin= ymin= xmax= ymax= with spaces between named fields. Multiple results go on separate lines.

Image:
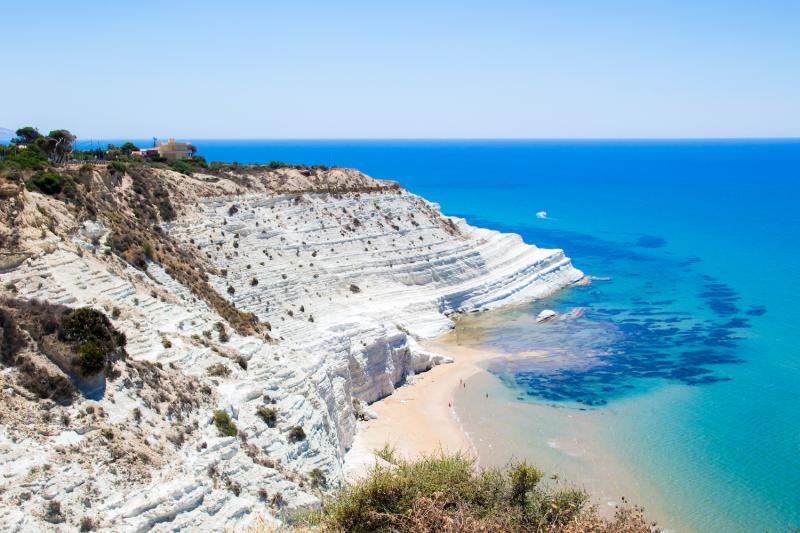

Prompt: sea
xmin=81 ymin=139 xmax=799 ymax=532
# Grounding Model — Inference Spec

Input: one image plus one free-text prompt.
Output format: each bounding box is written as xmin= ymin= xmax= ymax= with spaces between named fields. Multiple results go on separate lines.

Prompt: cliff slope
xmin=0 ymin=162 xmax=582 ymax=531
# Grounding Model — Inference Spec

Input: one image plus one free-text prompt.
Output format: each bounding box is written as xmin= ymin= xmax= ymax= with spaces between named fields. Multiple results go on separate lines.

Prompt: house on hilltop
xmin=158 ymin=138 xmax=195 ymax=160
xmin=134 ymin=138 xmax=195 ymax=161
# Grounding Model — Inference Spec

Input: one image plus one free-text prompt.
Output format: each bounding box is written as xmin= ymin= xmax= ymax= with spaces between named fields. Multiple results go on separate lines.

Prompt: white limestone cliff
xmin=0 ymin=166 xmax=582 ymax=531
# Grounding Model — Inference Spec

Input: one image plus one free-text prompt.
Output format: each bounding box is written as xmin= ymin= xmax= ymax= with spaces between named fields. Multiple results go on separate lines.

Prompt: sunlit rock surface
xmin=0 ymin=165 xmax=581 ymax=531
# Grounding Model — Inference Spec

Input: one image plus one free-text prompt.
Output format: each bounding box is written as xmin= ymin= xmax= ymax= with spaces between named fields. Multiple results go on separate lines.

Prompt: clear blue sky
xmin=2 ymin=0 xmax=799 ymax=139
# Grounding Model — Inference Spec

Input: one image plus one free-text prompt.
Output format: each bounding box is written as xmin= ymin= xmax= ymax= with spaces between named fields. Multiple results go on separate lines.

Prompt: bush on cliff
xmin=169 ymin=160 xmax=195 ymax=175
xmin=108 ymin=161 xmax=128 ymax=175
xmin=77 ymin=338 xmax=106 ymax=373
xmin=287 ymin=425 xmax=306 ymax=443
xmin=304 ymin=452 xmax=658 ymax=533
xmin=0 ymin=307 xmax=26 ymax=362
xmin=0 ymin=299 xmax=127 ymax=401
xmin=25 ymin=172 xmax=75 ymax=196
xmin=256 ymin=406 xmax=277 ymax=427
xmin=59 ymin=307 xmax=126 ymax=375
xmin=213 ymin=409 xmax=237 ymax=437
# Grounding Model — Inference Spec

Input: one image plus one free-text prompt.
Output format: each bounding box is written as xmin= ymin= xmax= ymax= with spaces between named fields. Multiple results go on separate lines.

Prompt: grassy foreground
xmin=255 ymin=451 xmax=659 ymax=532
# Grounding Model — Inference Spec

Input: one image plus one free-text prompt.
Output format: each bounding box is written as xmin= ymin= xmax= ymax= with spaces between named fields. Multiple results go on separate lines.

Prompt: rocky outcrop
xmin=0 ymin=164 xmax=582 ymax=531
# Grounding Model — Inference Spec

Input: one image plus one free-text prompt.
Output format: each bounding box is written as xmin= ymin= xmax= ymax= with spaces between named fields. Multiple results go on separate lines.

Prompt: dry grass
xmin=293 ymin=452 xmax=658 ymax=533
xmin=61 ymin=164 xmax=268 ymax=338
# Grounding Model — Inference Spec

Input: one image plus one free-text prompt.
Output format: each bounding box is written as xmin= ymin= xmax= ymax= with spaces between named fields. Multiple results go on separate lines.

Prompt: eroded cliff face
xmin=0 ymin=163 xmax=582 ymax=531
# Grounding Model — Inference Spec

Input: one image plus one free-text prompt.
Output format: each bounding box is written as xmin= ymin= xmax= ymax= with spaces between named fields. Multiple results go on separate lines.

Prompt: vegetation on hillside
xmin=291 ymin=452 xmax=658 ymax=533
xmin=0 ymin=124 xmax=269 ymax=338
xmin=0 ymin=127 xmax=76 ymax=167
xmin=59 ymin=307 xmax=127 ymax=375
xmin=25 ymin=171 xmax=75 ymax=196
xmin=0 ymin=124 xmax=341 ymax=319
xmin=0 ymin=125 xmax=338 ymax=179
xmin=0 ymin=299 xmax=128 ymax=401
xmin=213 ymin=409 xmax=238 ymax=437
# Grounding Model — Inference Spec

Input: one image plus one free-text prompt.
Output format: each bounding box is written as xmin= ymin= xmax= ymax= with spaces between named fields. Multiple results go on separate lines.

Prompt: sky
xmin=2 ymin=0 xmax=799 ymax=139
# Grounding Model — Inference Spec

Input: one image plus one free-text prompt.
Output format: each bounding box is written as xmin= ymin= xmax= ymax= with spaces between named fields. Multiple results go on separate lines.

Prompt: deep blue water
xmin=81 ymin=139 xmax=800 ymax=530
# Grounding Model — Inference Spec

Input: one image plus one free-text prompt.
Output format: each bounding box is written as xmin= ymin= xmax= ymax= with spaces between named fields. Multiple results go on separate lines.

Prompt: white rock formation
xmin=536 ymin=309 xmax=558 ymax=322
xmin=0 ymin=167 xmax=582 ymax=531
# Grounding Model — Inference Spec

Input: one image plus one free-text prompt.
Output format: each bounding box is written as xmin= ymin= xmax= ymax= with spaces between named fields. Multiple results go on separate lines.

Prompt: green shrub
xmin=288 ymin=425 xmax=306 ymax=442
xmin=310 ymin=453 xmax=646 ymax=533
xmin=0 ymin=307 xmax=26 ymax=362
xmin=214 ymin=321 xmax=229 ymax=343
xmin=509 ymin=462 xmax=543 ymax=508
xmin=120 ymin=142 xmax=139 ymax=156
xmin=169 ymin=160 xmax=195 ymax=175
xmin=59 ymin=307 xmax=126 ymax=375
xmin=25 ymin=172 xmax=75 ymax=196
xmin=61 ymin=308 xmax=115 ymax=343
xmin=188 ymin=156 xmax=207 ymax=168
xmin=78 ymin=338 xmax=106 ymax=373
xmin=374 ymin=443 xmax=398 ymax=464
xmin=256 ymin=406 xmax=277 ymax=427
xmin=6 ymin=147 xmax=48 ymax=170
xmin=141 ymin=241 xmax=154 ymax=260
xmin=213 ymin=409 xmax=237 ymax=437
xmin=108 ymin=161 xmax=127 ymax=175
xmin=309 ymin=467 xmax=326 ymax=488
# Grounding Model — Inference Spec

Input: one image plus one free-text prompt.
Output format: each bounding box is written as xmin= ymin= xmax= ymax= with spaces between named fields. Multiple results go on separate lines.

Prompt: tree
xmin=5 ymin=145 xmax=49 ymax=170
xmin=120 ymin=142 xmax=139 ymax=156
xmin=13 ymin=126 xmax=42 ymax=144
xmin=105 ymin=144 xmax=121 ymax=160
xmin=41 ymin=129 xmax=77 ymax=164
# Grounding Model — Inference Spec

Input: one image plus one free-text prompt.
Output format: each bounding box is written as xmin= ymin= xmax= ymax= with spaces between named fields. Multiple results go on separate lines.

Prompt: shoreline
xmin=342 ymin=328 xmax=663 ymax=525
xmin=344 ymin=331 xmax=547 ymax=477
xmin=344 ymin=335 xmax=486 ymax=475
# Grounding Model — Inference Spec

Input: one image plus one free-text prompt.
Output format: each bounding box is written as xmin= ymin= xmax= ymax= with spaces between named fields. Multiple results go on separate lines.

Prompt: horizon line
xmin=68 ymin=136 xmax=800 ymax=142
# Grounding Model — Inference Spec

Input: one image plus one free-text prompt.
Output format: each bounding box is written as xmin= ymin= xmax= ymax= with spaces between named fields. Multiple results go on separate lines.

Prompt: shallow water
xmin=80 ymin=139 xmax=800 ymax=532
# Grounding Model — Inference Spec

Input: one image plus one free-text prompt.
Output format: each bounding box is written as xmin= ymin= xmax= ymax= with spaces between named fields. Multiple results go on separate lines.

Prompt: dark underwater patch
xmin=746 ymin=305 xmax=767 ymax=316
xmin=461 ymin=217 xmax=753 ymax=408
xmin=678 ymin=256 xmax=702 ymax=267
xmin=635 ymin=235 xmax=667 ymax=248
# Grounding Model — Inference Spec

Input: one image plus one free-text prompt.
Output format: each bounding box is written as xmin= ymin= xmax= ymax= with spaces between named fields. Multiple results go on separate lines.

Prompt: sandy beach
xmin=343 ymin=328 xmax=671 ymax=524
xmin=344 ymin=331 xmax=548 ymax=476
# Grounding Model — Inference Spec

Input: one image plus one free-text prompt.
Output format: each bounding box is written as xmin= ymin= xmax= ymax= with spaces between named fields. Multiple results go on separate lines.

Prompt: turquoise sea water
xmin=85 ymin=139 xmax=800 ymax=530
